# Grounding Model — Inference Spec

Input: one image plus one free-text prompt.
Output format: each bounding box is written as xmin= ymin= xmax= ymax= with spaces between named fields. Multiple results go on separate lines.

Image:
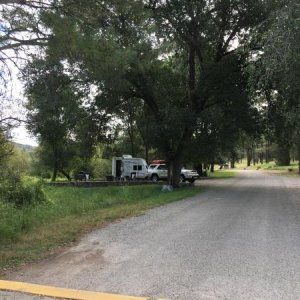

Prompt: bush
xmin=0 ymin=201 xmax=21 ymax=241
xmin=0 ymin=175 xmax=47 ymax=208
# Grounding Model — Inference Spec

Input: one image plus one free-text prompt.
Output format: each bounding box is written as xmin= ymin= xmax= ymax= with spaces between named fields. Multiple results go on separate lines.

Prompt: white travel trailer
xmin=112 ymin=155 xmax=148 ymax=180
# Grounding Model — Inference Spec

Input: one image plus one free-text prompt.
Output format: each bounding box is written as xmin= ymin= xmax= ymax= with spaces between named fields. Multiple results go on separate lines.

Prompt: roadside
xmin=234 ymin=160 xmax=299 ymax=176
xmin=0 ymin=185 xmax=202 ymax=274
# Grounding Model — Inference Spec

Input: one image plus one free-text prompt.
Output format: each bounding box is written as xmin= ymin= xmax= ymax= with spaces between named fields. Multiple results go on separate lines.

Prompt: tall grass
xmin=0 ymin=185 xmax=201 ymax=269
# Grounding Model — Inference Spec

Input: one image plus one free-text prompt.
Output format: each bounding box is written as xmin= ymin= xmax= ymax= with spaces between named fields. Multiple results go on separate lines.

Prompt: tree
xmin=0 ymin=129 xmax=13 ymax=171
xmin=24 ymin=58 xmax=82 ymax=181
xmin=250 ymin=0 xmax=300 ymax=168
xmin=140 ymin=0 xmax=274 ymax=184
xmin=0 ymin=0 xmax=51 ymax=95
xmin=24 ymin=55 xmax=115 ymax=180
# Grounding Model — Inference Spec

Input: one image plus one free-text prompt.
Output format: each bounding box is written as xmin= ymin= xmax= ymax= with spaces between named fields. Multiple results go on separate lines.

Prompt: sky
xmin=12 ymin=124 xmax=38 ymax=146
xmin=10 ymin=89 xmax=38 ymax=147
xmin=2 ymin=60 xmax=38 ymax=147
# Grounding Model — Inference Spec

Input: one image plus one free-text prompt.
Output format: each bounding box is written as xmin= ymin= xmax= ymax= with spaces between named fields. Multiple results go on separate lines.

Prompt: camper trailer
xmin=112 ymin=155 xmax=148 ymax=180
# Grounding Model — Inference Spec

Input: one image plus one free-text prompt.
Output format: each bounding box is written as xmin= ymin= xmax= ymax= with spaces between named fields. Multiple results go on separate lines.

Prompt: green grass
xmin=0 ymin=184 xmax=201 ymax=272
xmin=235 ymin=160 xmax=299 ymax=175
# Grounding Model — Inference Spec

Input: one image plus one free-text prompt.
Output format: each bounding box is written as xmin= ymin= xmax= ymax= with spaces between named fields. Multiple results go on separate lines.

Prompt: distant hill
xmin=12 ymin=142 xmax=36 ymax=152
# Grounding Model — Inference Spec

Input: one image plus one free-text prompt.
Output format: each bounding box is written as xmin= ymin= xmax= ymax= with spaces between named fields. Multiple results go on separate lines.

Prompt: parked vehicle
xmin=147 ymin=164 xmax=168 ymax=181
xmin=147 ymin=163 xmax=199 ymax=183
xmin=112 ymin=155 xmax=148 ymax=180
xmin=180 ymin=168 xmax=199 ymax=183
xmin=75 ymin=171 xmax=90 ymax=181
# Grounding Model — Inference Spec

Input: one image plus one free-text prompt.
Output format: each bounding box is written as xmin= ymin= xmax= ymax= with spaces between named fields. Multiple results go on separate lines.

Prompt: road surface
xmin=1 ymin=171 xmax=300 ymax=299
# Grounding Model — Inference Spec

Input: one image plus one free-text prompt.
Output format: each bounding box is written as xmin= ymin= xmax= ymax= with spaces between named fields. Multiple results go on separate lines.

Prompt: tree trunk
xmin=52 ymin=148 xmax=58 ymax=182
xmin=168 ymin=158 xmax=182 ymax=188
xmin=247 ymin=148 xmax=252 ymax=167
xmin=60 ymin=169 xmax=71 ymax=181
xmin=230 ymin=159 xmax=235 ymax=169
xmin=189 ymin=45 xmax=196 ymax=94
xmin=166 ymin=123 xmax=195 ymax=187
xmin=298 ymin=142 xmax=300 ymax=174
xmin=265 ymin=149 xmax=269 ymax=163
xmin=259 ymin=152 xmax=264 ymax=164
xmin=195 ymin=163 xmax=203 ymax=176
xmin=127 ymin=101 xmax=135 ymax=157
xmin=276 ymin=144 xmax=291 ymax=166
xmin=145 ymin=143 xmax=149 ymax=165
xmin=210 ymin=162 xmax=214 ymax=172
xmin=51 ymin=167 xmax=57 ymax=182
xmin=230 ymin=150 xmax=236 ymax=168
xmin=265 ymin=141 xmax=271 ymax=163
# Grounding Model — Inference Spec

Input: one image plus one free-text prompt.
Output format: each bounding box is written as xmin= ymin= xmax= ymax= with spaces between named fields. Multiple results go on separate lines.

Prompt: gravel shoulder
xmin=2 ymin=171 xmax=300 ymax=299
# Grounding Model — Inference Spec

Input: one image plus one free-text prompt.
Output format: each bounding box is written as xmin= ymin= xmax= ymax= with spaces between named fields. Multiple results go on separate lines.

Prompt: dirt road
xmin=1 ymin=171 xmax=300 ymax=299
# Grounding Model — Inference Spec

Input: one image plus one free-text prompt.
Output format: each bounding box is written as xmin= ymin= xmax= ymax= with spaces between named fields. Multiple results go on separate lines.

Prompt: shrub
xmin=0 ymin=175 xmax=47 ymax=208
xmin=0 ymin=201 xmax=21 ymax=241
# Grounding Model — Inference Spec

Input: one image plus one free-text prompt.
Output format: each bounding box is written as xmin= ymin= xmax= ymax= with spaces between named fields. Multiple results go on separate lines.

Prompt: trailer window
xmin=138 ymin=165 xmax=142 ymax=171
xmin=133 ymin=165 xmax=137 ymax=171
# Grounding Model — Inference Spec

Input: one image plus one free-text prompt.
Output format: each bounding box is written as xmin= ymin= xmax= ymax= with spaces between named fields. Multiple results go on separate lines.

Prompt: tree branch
xmin=0 ymin=117 xmax=30 ymax=124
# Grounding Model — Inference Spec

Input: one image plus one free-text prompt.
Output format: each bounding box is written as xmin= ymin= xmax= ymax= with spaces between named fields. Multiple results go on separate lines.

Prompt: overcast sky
xmin=12 ymin=124 xmax=38 ymax=146
xmin=3 ymin=60 xmax=38 ymax=146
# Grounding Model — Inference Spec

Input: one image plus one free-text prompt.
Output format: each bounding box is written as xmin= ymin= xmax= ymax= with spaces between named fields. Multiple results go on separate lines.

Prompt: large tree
xmin=250 ymin=0 xmax=300 ymax=168
xmin=24 ymin=59 xmax=82 ymax=181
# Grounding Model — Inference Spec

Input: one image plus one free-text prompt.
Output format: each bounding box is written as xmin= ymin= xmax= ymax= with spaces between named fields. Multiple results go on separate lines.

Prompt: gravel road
xmin=1 ymin=171 xmax=300 ymax=299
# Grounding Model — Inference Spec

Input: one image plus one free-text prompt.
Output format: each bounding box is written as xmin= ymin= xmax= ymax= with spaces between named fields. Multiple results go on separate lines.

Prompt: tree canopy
xmin=1 ymin=0 xmax=298 ymax=182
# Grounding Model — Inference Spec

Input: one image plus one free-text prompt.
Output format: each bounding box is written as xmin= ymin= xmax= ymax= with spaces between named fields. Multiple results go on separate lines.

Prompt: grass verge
xmin=0 ymin=185 xmax=201 ymax=273
xmin=235 ymin=161 xmax=299 ymax=175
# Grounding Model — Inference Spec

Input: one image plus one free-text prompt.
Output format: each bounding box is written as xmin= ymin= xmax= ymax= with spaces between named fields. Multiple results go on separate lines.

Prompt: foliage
xmin=90 ymin=146 xmax=112 ymax=179
xmin=0 ymin=129 xmax=13 ymax=169
xmin=186 ymin=53 xmax=263 ymax=169
xmin=37 ymin=0 xmax=277 ymax=185
xmin=0 ymin=174 xmax=47 ymax=208
xmin=6 ymin=144 xmax=31 ymax=176
xmin=249 ymin=0 xmax=300 ymax=167
xmin=3 ymin=0 xmax=297 ymax=182
xmin=24 ymin=59 xmax=80 ymax=180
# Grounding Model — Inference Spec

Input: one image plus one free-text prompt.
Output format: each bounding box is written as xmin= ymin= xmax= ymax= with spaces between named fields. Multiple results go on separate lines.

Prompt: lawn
xmin=0 ymin=184 xmax=201 ymax=272
xmin=235 ymin=160 xmax=299 ymax=175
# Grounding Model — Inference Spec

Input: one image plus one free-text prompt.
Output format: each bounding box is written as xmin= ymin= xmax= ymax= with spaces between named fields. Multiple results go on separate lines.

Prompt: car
xmin=180 ymin=168 xmax=199 ymax=183
xmin=147 ymin=164 xmax=168 ymax=181
xmin=147 ymin=164 xmax=199 ymax=183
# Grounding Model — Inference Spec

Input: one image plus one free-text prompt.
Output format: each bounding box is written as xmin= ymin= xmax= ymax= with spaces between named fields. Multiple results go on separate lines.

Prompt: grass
xmin=235 ymin=160 xmax=299 ymax=175
xmin=0 ymin=184 xmax=201 ymax=272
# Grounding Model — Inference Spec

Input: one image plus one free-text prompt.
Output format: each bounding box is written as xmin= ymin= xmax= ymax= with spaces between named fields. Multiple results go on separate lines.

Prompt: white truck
xmin=147 ymin=163 xmax=199 ymax=183
xmin=112 ymin=155 xmax=148 ymax=180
